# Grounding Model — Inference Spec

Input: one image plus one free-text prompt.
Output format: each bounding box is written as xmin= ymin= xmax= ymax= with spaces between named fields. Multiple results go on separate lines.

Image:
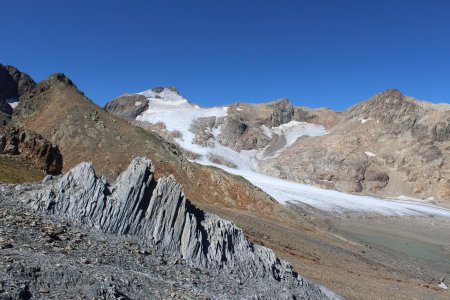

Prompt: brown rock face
xmin=215 ymin=99 xmax=340 ymax=152
xmin=260 ymin=89 xmax=450 ymax=202
xmin=0 ymin=126 xmax=62 ymax=174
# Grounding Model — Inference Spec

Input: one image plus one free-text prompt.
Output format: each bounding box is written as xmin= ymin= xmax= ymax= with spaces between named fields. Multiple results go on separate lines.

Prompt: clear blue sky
xmin=2 ymin=0 xmax=450 ymax=110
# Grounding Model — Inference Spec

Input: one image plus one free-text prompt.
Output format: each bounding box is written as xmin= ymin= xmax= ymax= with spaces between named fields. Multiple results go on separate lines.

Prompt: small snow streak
xmin=364 ymin=151 xmax=376 ymax=157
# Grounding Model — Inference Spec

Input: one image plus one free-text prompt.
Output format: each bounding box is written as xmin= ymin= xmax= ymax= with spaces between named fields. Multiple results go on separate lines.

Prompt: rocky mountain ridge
xmin=2 ymin=157 xmax=336 ymax=299
xmin=260 ymin=89 xmax=450 ymax=202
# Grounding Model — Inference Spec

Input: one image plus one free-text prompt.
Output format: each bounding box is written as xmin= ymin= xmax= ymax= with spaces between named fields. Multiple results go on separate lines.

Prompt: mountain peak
xmin=148 ymin=86 xmax=180 ymax=95
xmin=46 ymin=73 xmax=74 ymax=86
xmin=141 ymin=86 xmax=181 ymax=97
xmin=138 ymin=86 xmax=198 ymax=108
xmin=377 ymin=88 xmax=404 ymax=100
xmin=0 ymin=64 xmax=36 ymax=102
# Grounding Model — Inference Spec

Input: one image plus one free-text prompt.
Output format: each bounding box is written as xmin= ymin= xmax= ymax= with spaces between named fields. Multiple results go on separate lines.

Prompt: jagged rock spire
xmin=17 ymin=157 xmax=337 ymax=299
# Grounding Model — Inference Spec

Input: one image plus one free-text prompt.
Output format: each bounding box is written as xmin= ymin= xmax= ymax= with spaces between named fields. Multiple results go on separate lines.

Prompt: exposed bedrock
xmin=104 ymin=93 xmax=149 ymax=120
xmin=0 ymin=126 xmax=62 ymax=174
xmin=0 ymin=64 xmax=36 ymax=125
xmin=0 ymin=64 xmax=36 ymax=102
xmin=17 ymin=157 xmax=336 ymax=299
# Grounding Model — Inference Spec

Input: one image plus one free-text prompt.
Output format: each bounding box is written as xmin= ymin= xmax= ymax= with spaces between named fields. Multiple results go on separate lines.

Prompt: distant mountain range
xmin=105 ymin=86 xmax=450 ymax=208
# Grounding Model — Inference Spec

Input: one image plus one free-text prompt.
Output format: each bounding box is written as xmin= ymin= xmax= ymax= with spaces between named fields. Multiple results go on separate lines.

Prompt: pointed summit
xmin=376 ymin=88 xmax=405 ymax=100
xmin=46 ymin=73 xmax=75 ymax=86
xmin=138 ymin=86 xmax=197 ymax=108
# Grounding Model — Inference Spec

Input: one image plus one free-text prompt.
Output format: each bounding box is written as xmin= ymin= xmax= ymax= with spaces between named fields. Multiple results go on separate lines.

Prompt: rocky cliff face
xmin=0 ymin=64 xmax=36 ymax=125
xmin=0 ymin=64 xmax=36 ymax=102
xmin=14 ymin=157 xmax=336 ymax=299
xmin=260 ymin=89 xmax=450 ymax=202
xmin=0 ymin=126 xmax=62 ymax=174
xmin=215 ymin=99 xmax=340 ymax=151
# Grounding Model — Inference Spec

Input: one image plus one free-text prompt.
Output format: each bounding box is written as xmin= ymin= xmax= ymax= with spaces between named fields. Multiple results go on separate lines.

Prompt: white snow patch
xmin=364 ymin=151 xmax=377 ymax=157
xmin=135 ymin=101 xmax=142 ymax=106
xmin=261 ymin=125 xmax=273 ymax=138
xmin=396 ymin=195 xmax=422 ymax=201
xmin=261 ymin=121 xmax=328 ymax=159
xmin=211 ymin=125 xmax=222 ymax=138
xmin=358 ymin=117 xmax=371 ymax=124
xmin=272 ymin=121 xmax=328 ymax=147
xmin=236 ymin=107 xmax=243 ymax=111
xmin=5 ymin=98 xmax=20 ymax=109
xmin=438 ymin=282 xmax=448 ymax=290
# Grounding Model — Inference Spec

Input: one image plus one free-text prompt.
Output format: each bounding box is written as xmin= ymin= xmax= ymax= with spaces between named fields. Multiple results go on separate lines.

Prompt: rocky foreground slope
xmin=0 ymin=157 xmax=337 ymax=299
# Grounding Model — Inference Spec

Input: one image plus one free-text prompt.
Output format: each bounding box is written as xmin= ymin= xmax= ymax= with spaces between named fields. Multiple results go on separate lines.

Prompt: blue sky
xmin=2 ymin=0 xmax=450 ymax=110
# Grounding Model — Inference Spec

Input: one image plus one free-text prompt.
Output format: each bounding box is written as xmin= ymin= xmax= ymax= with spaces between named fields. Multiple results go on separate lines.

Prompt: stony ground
xmin=0 ymin=188 xmax=328 ymax=300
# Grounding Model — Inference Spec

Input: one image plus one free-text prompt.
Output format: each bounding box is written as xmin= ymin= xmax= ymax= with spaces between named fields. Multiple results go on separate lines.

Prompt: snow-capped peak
xmin=138 ymin=86 xmax=198 ymax=108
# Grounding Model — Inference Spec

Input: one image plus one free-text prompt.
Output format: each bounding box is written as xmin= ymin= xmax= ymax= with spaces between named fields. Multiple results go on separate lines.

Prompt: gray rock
xmin=16 ymin=157 xmax=338 ymax=299
xmin=104 ymin=94 xmax=149 ymax=120
xmin=434 ymin=116 xmax=450 ymax=142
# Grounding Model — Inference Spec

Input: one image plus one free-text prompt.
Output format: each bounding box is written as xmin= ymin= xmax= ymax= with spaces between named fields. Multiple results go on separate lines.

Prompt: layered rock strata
xmin=17 ymin=157 xmax=337 ymax=299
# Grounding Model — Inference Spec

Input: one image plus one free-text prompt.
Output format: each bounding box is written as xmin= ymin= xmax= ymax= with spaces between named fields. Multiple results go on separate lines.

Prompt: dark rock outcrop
xmin=0 ymin=126 xmax=62 ymax=174
xmin=0 ymin=102 xmax=13 ymax=125
xmin=2 ymin=65 xmax=36 ymax=98
xmin=0 ymin=64 xmax=36 ymax=125
xmin=0 ymin=64 xmax=36 ymax=102
xmin=17 ymin=157 xmax=337 ymax=299
xmin=104 ymin=94 xmax=149 ymax=120
xmin=262 ymin=98 xmax=296 ymax=127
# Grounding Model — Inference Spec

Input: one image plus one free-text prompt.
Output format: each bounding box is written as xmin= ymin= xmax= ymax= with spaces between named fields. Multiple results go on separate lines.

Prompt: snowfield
xmin=204 ymin=164 xmax=450 ymax=217
xmin=135 ymin=88 xmax=450 ymax=218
